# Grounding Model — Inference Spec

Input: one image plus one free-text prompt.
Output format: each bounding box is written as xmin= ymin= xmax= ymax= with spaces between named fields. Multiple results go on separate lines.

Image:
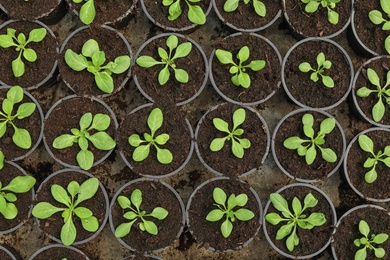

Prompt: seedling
xmin=206 ymin=187 xmax=254 ymax=238
xmin=128 ymin=108 xmax=173 ymax=164
xmin=283 ymin=113 xmax=337 ymax=165
xmin=0 ymin=27 xmax=47 ymax=77
xmin=162 ymin=0 xmax=206 ymax=25
xmin=356 ymin=68 xmax=390 ymax=122
xmin=64 ymin=39 xmax=131 ymax=93
xmin=72 ymin=0 xmax=96 ymax=25
xmin=209 ymin=108 xmax=251 ymax=159
xmin=357 ymin=134 xmax=390 ymax=184
xmin=32 ymin=178 xmax=100 ymax=246
xmin=265 ymin=193 xmax=326 ymax=252
xmin=354 ymin=220 xmax=388 ymax=260
xmin=301 ymin=0 xmax=340 ymax=25
xmin=215 ymin=46 xmax=266 ymax=88
xmin=114 ymin=189 xmax=168 ymax=237
xmin=0 ymin=175 xmax=36 ymax=220
xmin=0 ymin=86 xmax=37 ymax=170
xmin=136 ymin=35 xmax=192 ymax=85
xmin=52 ymin=112 xmax=116 ymax=170
xmin=223 ymin=0 xmax=266 ymax=17
xmin=298 ymin=52 xmax=334 ymax=88
xmin=368 ymin=0 xmax=390 ymax=54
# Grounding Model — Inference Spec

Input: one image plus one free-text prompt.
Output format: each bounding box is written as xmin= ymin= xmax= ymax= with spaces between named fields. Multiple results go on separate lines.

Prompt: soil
xmin=0 ymin=246 xmax=18 ymax=260
xmin=0 ymin=0 xmax=62 ymax=22
xmin=283 ymin=40 xmax=352 ymax=109
xmin=110 ymin=180 xmax=184 ymax=253
xmin=264 ymin=185 xmax=335 ymax=257
xmin=0 ymin=20 xmax=58 ymax=89
xmin=186 ymin=178 xmax=261 ymax=252
xmin=273 ymin=110 xmax=344 ymax=181
xmin=210 ymin=33 xmax=281 ymax=104
xmin=30 ymin=244 xmax=89 ymax=259
xmin=196 ymin=102 xmax=268 ymax=177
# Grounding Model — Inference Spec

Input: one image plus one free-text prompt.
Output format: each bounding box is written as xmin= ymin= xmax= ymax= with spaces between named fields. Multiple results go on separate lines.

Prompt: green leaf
xmin=213 ymin=118 xmax=230 ymax=133
xmin=61 ymin=216 xmax=77 ymax=246
xmin=224 ymin=0 xmax=239 ymax=12
xmin=303 ymin=193 xmax=318 ymax=208
xmin=302 ymin=113 xmax=314 ymax=127
xmin=117 ymin=196 xmax=131 ymax=209
xmin=172 ymin=42 xmax=192 ymax=60
xmin=123 ymin=211 xmax=138 ymax=220
xmin=23 ymin=48 xmax=37 ymax=62
xmin=115 ymin=221 xmax=135 ymax=238
xmin=0 ymin=122 xmax=6 ymax=140
xmin=356 ymin=86 xmax=375 ymax=97
xmin=216 ymin=49 xmax=235 ymax=65
xmin=286 ymin=231 xmax=299 ymax=252
xmin=305 ymin=1 xmax=320 ymax=13
xmin=136 ymin=56 xmax=160 ymax=68
xmin=188 ymin=4 xmax=206 ymax=25
xmin=265 ymin=213 xmax=285 ymax=225
xmin=213 ymin=187 xmax=227 ymax=206
xmin=73 ymin=206 xmax=93 ymax=219
xmin=89 ymin=114 xmax=110 ymax=131
xmin=12 ymin=127 xmax=32 ymax=149
xmin=253 ymin=0 xmax=266 ymax=17
xmin=156 ymin=148 xmax=173 ymax=164
xmin=53 ymin=134 xmax=77 ymax=149
xmin=358 ymin=134 xmax=374 ymax=153
xmin=2 ymin=175 xmax=35 ymax=193
xmin=133 ymin=144 xmax=150 ymax=162
xmin=32 ymin=202 xmax=64 ymax=219
xmin=354 ymin=248 xmax=367 ymax=260
xmin=0 ymin=34 xmax=16 ymax=48
xmin=322 ymin=75 xmax=334 ymax=88
xmin=299 ymin=62 xmax=313 ymax=72
xmin=76 ymin=149 xmax=94 ymax=170
xmin=12 ymin=57 xmax=25 ymax=78
xmin=130 ymin=189 xmax=142 ymax=210
xmin=64 ymin=49 xmax=89 ymax=71
xmin=374 ymin=247 xmax=386 ymax=258
xmin=385 ymin=36 xmax=390 ymax=54
xmin=317 ymin=52 xmax=325 ymax=67
xmin=1 ymin=203 xmax=17 ymax=220
xmin=166 ymin=35 xmax=178 ymax=51
xmin=109 ymin=56 xmax=131 ymax=74
xmin=15 ymin=102 xmax=36 ymax=119
xmin=87 ymin=132 xmax=116 ymax=150
xmin=221 ymin=219 xmax=233 ymax=238
xmin=238 ymin=72 xmax=251 ymax=88
xmin=369 ymin=10 xmax=384 ymax=24
xmin=305 ymin=144 xmax=317 ymax=165
xmin=148 ymin=108 xmax=163 ymax=133
xmin=235 ymin=194 xmax=248 ymax=207
xmin=27 ymin=27 xmax=46 ymax=42
xmin=150 ymin=207 xmax=168 ymax=220
xmin=237 ymin=46 xmax=250 ymax=63
xmin=168 ymin=0 xmax=182 ymax=21
xmin=303 ymin=124 xmax=314 ymax=138
xmin=154 ymin=133 xmax=170 ymax=145
xmin=95 ymin=71 xmax=114 ymax=93
xmin=91 ymin=51 xmax=106 ymax=68
xmin=283 ymin=136 xmax=306 ymax=150
xmin=143 ymin=220 xmax=158 ymax=235
xmin=358 ymin=220 xmax=370 ymax=237
xmin=275 ymin=222 xmax=293 ymax=240
xmin=365 ymin=167 xmax=378 ymax=183
xmin=51 ymin=184 xmax=71 ymax=206
xmin=174 ymin=68 xmax=189 ymax=83
xmin=78 ymin=136 xmax=88 ymax=150
xmin=363 ymin=158 xmax=376 ymax=168
xmin=79 ymin=0 xmax=96 ymax=25
xmin=81 ymin=215 xmax=99 ymax=232
xmin=372 ymin=233 xmax=389 ymax=244
xmin=128 ymin=134 xmax=143 ymax=147
xmin=234 ymin=208 xmax=254 ymax=221
xmin=232 ymin=108 xmax=246 ymax=130
xmin=232 ymin=139 xmax=245 ymax=158
xmin=210 ymin=137 xmax=226 ymax=152
xmin=373 ymin=99 xmax=385 ymax=122
xmin=238 ymin=138 xmax=251 ymax=149
xmin=269 ymin=193 xmax=292 ymax=217
xmin=75 ymin=178 xmax=99 ymax=205
xmin=367 ymin=68 xmax=381 ymax=88
xmin=292 ymin=197 xmax=302 ymax=216
xmin=6 ymin=85 xmax=23 ymax=104
xmin=305 ymin=212 xmax=326 ymax=226
xmin=381 ymin=0 xmax=390 ymax=14
xmin=67 ymin=181 xmax=79 ymax=199
xmin=319 ymin=117 xmax=335 ymax=135
xmin=3 ymin=193 xmax=16 ymax=202
xmin=206 ymin=209 xmax=225 ymax=222
xmin=158 ymin=66 xmax=170 ymax=85
xmin=247 ymin=60 xmax=265 ymax=71
xmin=328 ymin=9 xmax=339 ymax=25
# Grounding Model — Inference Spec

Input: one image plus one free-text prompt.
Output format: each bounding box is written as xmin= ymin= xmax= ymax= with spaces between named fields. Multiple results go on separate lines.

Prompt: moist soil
xmin=273 ymin=110 xmax=344 ymax=181
xmin=110 ymin=180 xmax=184 ymax=253
xmin=264 ymin=185 xmax=335 ymax=257
xmin=0 ymin=246 xmax=18 ymax=260
xmin=211 ymin=33 xmax=281 ymax=104
xmin=0 ymin=0 xmax=61 ymax=22
xmin=31 ymin=245 xmax=89 ymax=259
xmin=187 ymin=178 xmax=261 ymax=252
xmin=283 ymin=40 xmax=352 ymax=108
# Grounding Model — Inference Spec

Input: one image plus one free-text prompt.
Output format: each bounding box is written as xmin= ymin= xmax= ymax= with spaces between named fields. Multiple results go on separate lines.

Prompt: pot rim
xmin=28 ymin=243 xmax=90 ymax=260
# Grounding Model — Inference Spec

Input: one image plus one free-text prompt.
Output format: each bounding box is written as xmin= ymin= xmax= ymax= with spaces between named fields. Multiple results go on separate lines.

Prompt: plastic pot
xmin=28 ymin=244 xmax=90 ymax=260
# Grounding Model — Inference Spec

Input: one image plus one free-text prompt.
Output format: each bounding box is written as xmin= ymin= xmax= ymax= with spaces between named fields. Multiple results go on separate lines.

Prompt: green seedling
xmin=206 ymin=187 xmax=254 ymax=238
xmin=52 ymin=112 xmax=116 ymax=171
xmin=65 ymin=39 xmax=131 ymax=93
xmin=162 ymin=0 xmax=206 ymax=25
xmin=368 ymin=0 xmax=390 ymax=54
xmin=0 ymin=175 xmax=35 ymax=220
xmin=215 ymin=46 xmax=266 ymax=88
xmin=356 ymin=68 xmax=390 ymax=123
xmin=354 ymin=220 xmax=389 ymax=260
xmin=283 ymin=113 xmax=337 ymax=165
xmin=301 ymin=0 xmax=340 ymax=25
xmin=223 ymin=0 xmax=266 ymax=17
xmin=0 ymin=86 xmax=37 ymax=170
xmin=136 ymin=35 xmax=192 ymax=86
xmin=114 ymin=189 xmax=168 ymax=237
xmin=72 ymin=0 xmax=96 ymax=25
xmin=32 ymin=178 xmax=100 ymax=246
xmin=298 ymin=52 xmax=334 ymax=88
xmin=0 ymin=27 xmax=47 ymax=77
xmin=265 ymin=193 xmax=326 ymax=252
xmin=357 ymin=134 xmax=390 ymax=184
xmin=209 ymin=108 xmax=251 ymax=159
xmin=128 ymin=108 xmax=172 ymax=164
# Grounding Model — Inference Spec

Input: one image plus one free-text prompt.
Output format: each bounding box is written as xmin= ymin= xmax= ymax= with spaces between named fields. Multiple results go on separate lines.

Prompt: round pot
xmin=43 ymin=95 xmax=118 ymax=170
xmin=133 ymin=33 xmax=208 ymax=106
xmin=59 ymin=25 xmax=132 ymax=97
xmin=263 ymin=183 xmax=337 ymax=259
xmin=331 ymin=204 xmax=390 ymax=260
xmin=209 ymin=32 xmax=282 ymax=106
xmin=0 ymin=20 xmax=58 ymax=90
xmin=195 ymin=102 xmax=270 ymax=177
xmin=109 ymin=178 xmax=185 ymax=254
xmin=0 ymin=245 xmax=20 ymax=260
xmin=28 ymin=244 xmax=89 ymax=260
xmin=124 ymin=254 xmax=162 ymax=260
xmin=272 ymin=108 xmax=346 ymax=183
xmin=117 ymin=103 xmax=194 ymax=179
xmin=33 ymin=168 xmax=110 ymax=245
xmin=282 ymin=37 xmax=354 ymax=110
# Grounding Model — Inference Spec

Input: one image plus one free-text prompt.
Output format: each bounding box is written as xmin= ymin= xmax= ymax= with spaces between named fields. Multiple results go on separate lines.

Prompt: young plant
xmin=265 ymin=193 xmax=327 ymax=252
xmin=162 ymin=0 xmax=206 ymax=25
xmin=0 ymin=27 xmax=47 ymax=77
xmin=283 ymin=113 xmax=337 ymax=165
xmin=215 ymin=46 xmax=266 ymax=88
xmin=354 ymin=220 xmax=389 ymax=260
xmin=136 ymin=35 xmax=192 ymax=86
xmin=0 ymin=175 xmax=36 ymax=220
xmin=72 ymin=0 xmax=96 ymax=25
xmin=0 ymin=86 xmax=37 ymax=170
xmin=206 ymin=187 xmax=254 ymax=238
xmin=368 ymin=0 xmax=390 ymax=54
xmin=52 ymin=112 xmax=116 ymax=171
xmin=32 ymin=178 xmax=100 ymax=246
xmin=64 ymin=39 xmax=131 ymax=93
xmin=356 ymin=68 xmax=390 ymax=122
xmin=298 ymin=52 xmax=334 ymax=88
xmin=128 ymin=108 xmax=173 ymax=164
xmin=223 ymin=0 xmax=266 ymax=17
xmin=114 ymin=189 xmax=168 ymax=237
xmin=357 ymin=134 xmax=390 ymax=184
xmin=301 ymin=0 xmax=340 ymax=25
xmin=209 ymin=108 xmax=251 ymax=159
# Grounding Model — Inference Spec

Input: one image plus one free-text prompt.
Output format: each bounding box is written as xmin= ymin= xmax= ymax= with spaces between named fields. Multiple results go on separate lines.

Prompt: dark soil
xmin=283 ymin=40 xmax=352 ymax=109
xmin=31 ymin=245 xmax=89 ymax=259
xmin=273 ymin=110 xmax=344 ymax=181
xmin=187 ymin=178 xmax=261 ymax=251
xmin=211 ymin=33 xmax=281 ymax=104
xmin=110 ymin=180 xmax=184 ymax=253
xmin=196 ymin=102 xmax=268 ymax=177
xmin=264 ymin=185 xmax=335 ymax=257
xmin=0 ymin=246 xmax=18 ymax=260
xmin=0 ymin=0 xmax=61 ymax=22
